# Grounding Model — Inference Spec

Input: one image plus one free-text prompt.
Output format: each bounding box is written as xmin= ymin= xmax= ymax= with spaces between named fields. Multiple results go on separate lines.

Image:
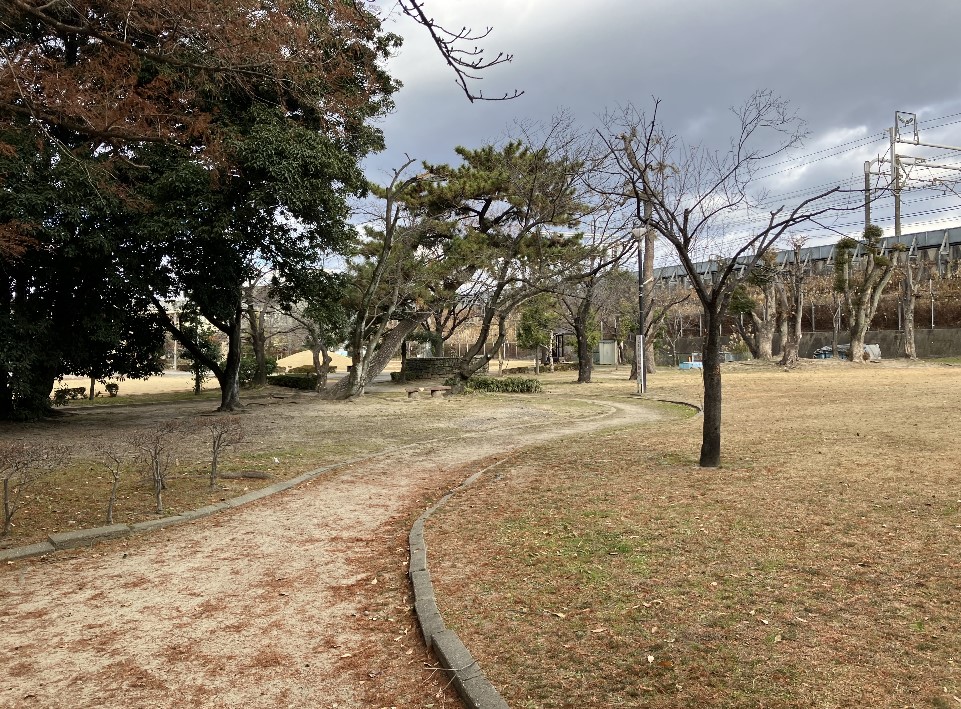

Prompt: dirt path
xmin=1 ymin=396 xmax=666 ymax=709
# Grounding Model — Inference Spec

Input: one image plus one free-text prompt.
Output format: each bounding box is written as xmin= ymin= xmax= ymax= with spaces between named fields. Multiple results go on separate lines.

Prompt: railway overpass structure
xmin=653 ymin=226 xmax=961 ymax=285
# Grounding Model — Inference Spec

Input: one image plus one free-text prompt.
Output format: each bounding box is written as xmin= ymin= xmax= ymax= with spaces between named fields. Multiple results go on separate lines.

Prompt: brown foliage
xmin=1 ymin=1 xmax=397 ymax=151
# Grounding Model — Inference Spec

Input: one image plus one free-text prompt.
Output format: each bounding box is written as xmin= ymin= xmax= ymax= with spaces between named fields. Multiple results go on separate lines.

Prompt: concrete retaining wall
xmin=400 ymin=356 xmax=489 ymax=381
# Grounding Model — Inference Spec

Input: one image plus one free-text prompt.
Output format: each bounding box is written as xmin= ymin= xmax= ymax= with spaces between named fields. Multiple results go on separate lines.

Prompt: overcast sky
xmin=365 ymin=0 xmax=961 ymax=247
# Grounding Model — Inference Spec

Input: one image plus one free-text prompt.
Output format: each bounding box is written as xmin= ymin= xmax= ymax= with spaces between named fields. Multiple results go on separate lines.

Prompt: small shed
xmin=678 ymin=353 xmax=703 ymax=370
xmin=594 ymin=340 xmax=618 ymax=366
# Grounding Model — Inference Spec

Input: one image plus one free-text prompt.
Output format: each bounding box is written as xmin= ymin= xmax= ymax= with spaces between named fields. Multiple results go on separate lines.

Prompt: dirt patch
xmin=0 ymin=380 xmax=667 ymax=707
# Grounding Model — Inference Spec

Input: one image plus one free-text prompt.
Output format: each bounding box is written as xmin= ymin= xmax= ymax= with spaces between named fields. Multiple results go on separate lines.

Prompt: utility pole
xmin=891 ymin=117 xmax=910 ymax=355
xmin=888 ymin=111 xmax=961 ymax=358
xmin=632 ymin=196 xmax=652 ymax=394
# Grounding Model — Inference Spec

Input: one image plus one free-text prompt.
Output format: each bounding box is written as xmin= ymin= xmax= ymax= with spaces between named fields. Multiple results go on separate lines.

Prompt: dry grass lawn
xmin=427 ymin=361 xmax=961 ymax=708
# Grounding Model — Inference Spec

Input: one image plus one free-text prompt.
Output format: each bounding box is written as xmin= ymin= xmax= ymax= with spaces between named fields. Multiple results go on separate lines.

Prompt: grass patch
xmin=428 ymin=362 xmax=961 ymax=708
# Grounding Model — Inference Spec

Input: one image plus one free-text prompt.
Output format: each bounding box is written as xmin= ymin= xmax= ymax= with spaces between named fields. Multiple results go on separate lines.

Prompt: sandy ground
xmin=0 ymin=391 xmax=663 ymax=708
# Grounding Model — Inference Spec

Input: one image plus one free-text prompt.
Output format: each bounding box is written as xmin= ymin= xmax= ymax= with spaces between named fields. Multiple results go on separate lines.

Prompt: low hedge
xmin=456 ymin=375 xmax=542 ymax=394
xmin=267 ymin=373 xmax=318 ymax=390
xmin=286 ymin=364 xmax=337 ymax=374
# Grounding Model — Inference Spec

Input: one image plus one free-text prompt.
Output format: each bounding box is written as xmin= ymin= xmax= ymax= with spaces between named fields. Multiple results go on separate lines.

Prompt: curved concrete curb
xmin=644 ymin=396 xmax=703 ymax=414
xmin=409 ymin=458 xmax=513 ymax=709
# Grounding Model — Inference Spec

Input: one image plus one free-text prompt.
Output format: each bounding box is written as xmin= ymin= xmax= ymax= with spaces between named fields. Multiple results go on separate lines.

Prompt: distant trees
xmin=834 ymin=225 xmax=902 ymax=362
xmin=553 ymin=208 xmax=635 ymax=383
xmin=516 ymin=295 xmax=559 ymax=375
xmin=729 ymin=253 xmax=784 ymax=361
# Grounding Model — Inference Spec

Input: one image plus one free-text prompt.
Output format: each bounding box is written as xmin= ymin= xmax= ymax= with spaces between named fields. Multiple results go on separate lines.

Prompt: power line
xmin=753 ymin=131 xmax=885 ymax=173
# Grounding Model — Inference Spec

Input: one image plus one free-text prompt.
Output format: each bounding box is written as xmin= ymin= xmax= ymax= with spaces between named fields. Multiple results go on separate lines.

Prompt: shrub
xmin=105 ymin=382 xmax=119 ymax=397
xmin=239 ymin=354 xmax=277 ymax=387
xmin=457 ymin=376 xmax=543 ymax=393
xmin=52 ymin=386 xmax=88 ymax=406
xmin=267 ymin=373 xmax=318 ymax=390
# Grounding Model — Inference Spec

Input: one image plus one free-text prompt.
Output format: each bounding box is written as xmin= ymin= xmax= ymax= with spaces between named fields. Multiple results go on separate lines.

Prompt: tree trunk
xmin=902 ymin=260 xmax=917 ymax=359
xmin=324 ymin=316 xmax=426 ymax=399
xmin=547 ymin=330 xmax=555 ymax=373
xmin=217 ymin=306 xmax=243 ymax=411
xmin=699 ymin=310 xmax=723 ymax=468
xmin=733 ymin=318 xmax=760 ymax=359
xmin=849 ymin=311 xmax=868 ymax=363
xmin=431 ymin=325 xmax=445 ymax=357
xmin=832 ymin=293 xmax=842 ymax=358
xmin=755 ymin=318 xmax=776 ymax=360
xmin=779 ymin=263 xmax=803 ymax=367
xmin=643 ymin=339 xmax=656 ymax=375
xmin=19 ymin=360 xmax=59 ymax=420
xmin=253 ymin=315 xmax=268 ymax=387
xmin=628 ymin=334 xmax=638 ymax=380
xmin=311 ymin=344 xmax=333 ymax=391
xmin=574 ymin=297 xmax=592 ymax=383
xmin=89 ymin=375 xmax=96 ymax=400
xmin=244 ymin=297 xmax=269 ymax=388
xmin=455 ymin=312 xmax=508 ymax=387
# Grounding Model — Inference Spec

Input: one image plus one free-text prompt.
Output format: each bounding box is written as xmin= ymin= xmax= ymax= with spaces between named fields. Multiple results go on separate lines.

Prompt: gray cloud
xmin=366 ymin=0 xmax=961 ymax=239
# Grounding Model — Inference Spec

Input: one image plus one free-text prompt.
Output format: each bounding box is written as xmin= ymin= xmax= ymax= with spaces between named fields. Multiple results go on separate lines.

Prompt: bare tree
xmin=135 ymin=421 xmax=183 ymax=515
xmin=95 ymin=441 xmax=129 ymax=524
xmin=729 ymin=251 xmax=783 ymax=360
xmin=779 ymin=237 xmax=808 ymax=366
xmin=553 ymin=205 xmax=635 ymax=383
xmin=0 ymin=441 xmax=67 ymax=536
xmin=834 ymin=224 xmax=902 ymax=362
xmin=199 ymin=416 xmax=245 ymax=489
xmin=600 ymin=91 xmax=842 ymax=467
xmin=393 ymin=1 xmax=522 ymax=102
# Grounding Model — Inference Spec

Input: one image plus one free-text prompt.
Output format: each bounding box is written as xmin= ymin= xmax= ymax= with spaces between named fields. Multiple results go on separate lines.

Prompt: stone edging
xmin=642 ymin=396 xmax=703 ymax=414
xmin=408 ymin=457 xmax=514 ymax=709
xmin=0 ymin=454 xmax=382 ymax=563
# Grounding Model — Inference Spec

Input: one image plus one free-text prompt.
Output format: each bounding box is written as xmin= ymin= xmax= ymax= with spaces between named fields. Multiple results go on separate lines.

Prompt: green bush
xmin=267 ymin=373 xmax=318 ymax=390
xmin=457 ymin=376 xmax=542 ymax=394
xmin=52 ymin=386 xmax=88 ymax=406
xmin=239 ymin=354 xmax=277 ymax=386
xmin=105 ymin=382 xmax=119 ymax=397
